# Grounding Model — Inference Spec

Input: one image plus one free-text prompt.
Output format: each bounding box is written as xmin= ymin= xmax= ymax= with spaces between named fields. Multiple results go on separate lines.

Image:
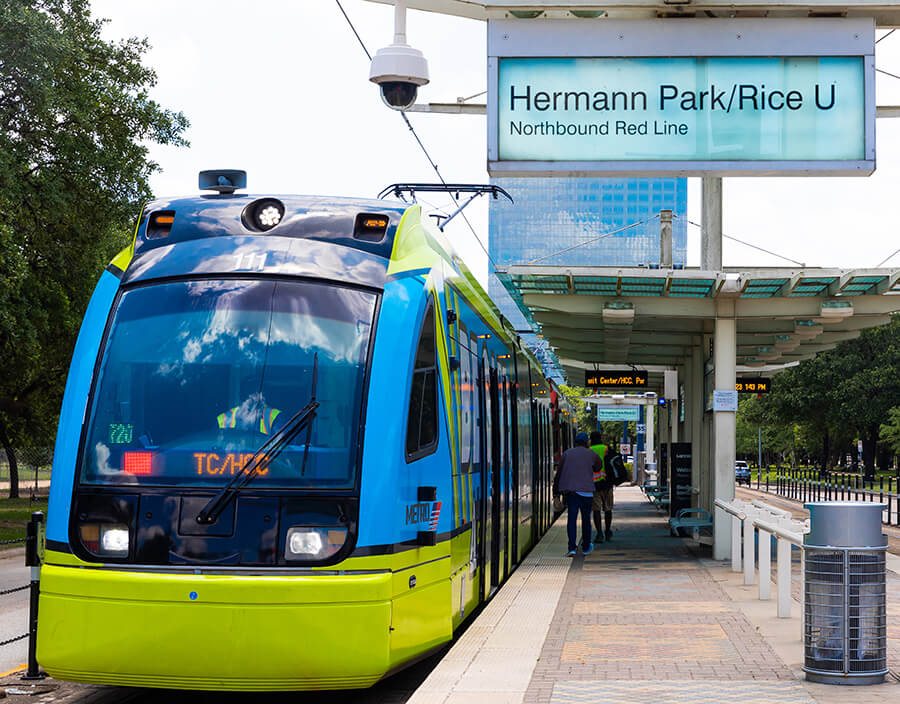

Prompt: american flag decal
xmin=429 ymin=501 xmax=442 ymax=530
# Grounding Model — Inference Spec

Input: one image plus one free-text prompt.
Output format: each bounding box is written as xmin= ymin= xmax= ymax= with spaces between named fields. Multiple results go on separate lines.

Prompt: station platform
xmin=410 ymin=486 xmax=900 ymax=704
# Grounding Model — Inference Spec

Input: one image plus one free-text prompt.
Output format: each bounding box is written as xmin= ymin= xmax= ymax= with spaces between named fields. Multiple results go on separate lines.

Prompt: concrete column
xmin=690 ymin=342 xmax=703 ymax=506
xmin=681 ymin=361 xmax=691 ymax=445
xmin=713 ymin=300 xmax=736 ymax=560
xmin=701 ymin=177 xmax=722 ymax=271
xmin=660 ymin=209 xmax=673 ymax=267
xmin=646 ymin=401 xmax=655 ymax=464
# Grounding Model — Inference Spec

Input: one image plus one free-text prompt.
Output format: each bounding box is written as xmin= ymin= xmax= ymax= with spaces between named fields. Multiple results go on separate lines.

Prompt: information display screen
xmin=735 ymin=377 xmax=771 ymax=393
xmin=586 ymin=370 xmax=648 ymax=388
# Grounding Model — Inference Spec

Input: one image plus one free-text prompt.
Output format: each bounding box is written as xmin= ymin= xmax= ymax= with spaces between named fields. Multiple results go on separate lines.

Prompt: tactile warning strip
xmin=550 ymin=680 xmax=816 ymax=703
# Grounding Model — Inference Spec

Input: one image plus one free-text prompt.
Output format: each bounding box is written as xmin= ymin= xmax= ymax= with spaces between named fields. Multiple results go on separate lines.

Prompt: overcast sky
xmin=90 ymin=1 xmax=900 ymax=284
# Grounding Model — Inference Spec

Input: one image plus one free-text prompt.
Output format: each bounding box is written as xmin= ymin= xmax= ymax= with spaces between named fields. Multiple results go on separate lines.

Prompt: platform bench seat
xmin=669 ymin=507 xmax=713 ymax=536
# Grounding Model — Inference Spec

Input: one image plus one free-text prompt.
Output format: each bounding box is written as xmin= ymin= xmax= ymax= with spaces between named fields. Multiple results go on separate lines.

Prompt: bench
xmin=668 ymin=507 xmax=714 ymax=537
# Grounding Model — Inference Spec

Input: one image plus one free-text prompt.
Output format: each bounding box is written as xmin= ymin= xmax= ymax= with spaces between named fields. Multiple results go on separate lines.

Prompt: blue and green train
xmin=38 ymin=173 xmax=574 ymax=690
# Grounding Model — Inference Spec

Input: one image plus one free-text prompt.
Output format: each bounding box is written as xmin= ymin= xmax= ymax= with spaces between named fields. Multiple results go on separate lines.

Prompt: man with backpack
xmin=589 ymin=431 xmax=624 ymax=542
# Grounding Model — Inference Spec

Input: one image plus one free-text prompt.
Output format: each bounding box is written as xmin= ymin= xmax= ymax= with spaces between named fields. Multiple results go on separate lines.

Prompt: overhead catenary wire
xmin=877 ymin=29 xmax=896 ymax=44
xmin=875 ymin=245 xmax=900 ymax=268
xmin=334 ymin=0 xmax=498 ymax=270
xmin=682 ymin=217 xmax=806 ymax=267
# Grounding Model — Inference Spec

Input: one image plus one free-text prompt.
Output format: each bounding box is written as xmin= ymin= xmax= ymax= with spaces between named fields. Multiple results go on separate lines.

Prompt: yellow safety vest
xmin=590 ymin=444 xmax=608 ymax=483
xmin=217 ymin=406 xmax=281 ymax=434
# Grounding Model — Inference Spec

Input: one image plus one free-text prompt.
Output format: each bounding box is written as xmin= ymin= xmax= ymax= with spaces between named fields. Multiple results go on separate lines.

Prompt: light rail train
xmin=38 ymin=172 xmax=574 ymax=690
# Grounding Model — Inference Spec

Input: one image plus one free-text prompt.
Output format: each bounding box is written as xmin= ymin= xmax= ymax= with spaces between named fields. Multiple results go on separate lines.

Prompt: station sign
xmin=597 ymin=406 xmax=640 ymax=422
xmin=735 ymin=377 xmax=771 ymax=394
xmin=487 ymin=19 xmax=874 ymax=176
xmin=586 ymin=370 xmax=648 ymax=388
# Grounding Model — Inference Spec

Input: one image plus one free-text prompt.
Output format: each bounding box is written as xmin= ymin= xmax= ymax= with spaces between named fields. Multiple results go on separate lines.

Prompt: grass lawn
xmin=0 ymin=496 xmax=49 ymax=549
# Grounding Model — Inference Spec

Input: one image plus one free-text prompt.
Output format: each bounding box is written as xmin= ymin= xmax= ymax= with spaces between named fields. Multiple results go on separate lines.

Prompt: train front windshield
xmin=79 ymin=279 xmax=377 ymax=489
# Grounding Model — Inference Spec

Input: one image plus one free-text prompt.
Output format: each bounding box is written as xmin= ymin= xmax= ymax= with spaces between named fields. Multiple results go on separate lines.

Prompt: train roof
xmin=133 ymin=194 xmax=409 ymax=261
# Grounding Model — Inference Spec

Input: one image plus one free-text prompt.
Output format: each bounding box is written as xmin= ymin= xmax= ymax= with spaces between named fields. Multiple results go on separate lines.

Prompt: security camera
xmin=369 ymin=43 xmax=429 ymax=111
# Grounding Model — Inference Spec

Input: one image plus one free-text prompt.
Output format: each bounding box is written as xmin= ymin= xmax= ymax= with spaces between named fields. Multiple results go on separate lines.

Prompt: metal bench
xmin=668 ymin=507 xmax=713 ymax=537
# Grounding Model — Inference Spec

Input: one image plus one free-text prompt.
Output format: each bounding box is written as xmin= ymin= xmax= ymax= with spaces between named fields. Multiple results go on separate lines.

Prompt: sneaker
xmin=583 ymin=544 xmax=594 ymax=556
xmin=566 ymin=550 xmax=576 ymax=557
xmin=605 ymin=530 xmax=613 ymax=541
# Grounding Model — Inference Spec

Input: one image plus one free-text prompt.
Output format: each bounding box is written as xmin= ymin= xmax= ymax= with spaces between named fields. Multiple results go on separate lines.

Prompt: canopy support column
xmin=713 ymin=300 xmax=736 ymax=560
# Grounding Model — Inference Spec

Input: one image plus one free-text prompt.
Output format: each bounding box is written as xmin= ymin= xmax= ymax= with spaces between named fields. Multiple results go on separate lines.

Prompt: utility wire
xmin=682 ymin=217 xmax=806 ymax=267
xmin=876 ymin=67 xmax=900 ymax=82
xmin=526 ymin=215 xmax=660 ymax=265
xmin=875 ymin=246 xmax=900 ymax=268
xmin=334 ymin=0 xmax=497 ymax=270
xmin=877 ymin=29 xmax=896 ymax=44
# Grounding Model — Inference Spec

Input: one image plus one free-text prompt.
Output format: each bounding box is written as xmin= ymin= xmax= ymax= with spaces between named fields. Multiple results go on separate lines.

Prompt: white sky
xmin=90 ymin=1 xmax=900 ymax=285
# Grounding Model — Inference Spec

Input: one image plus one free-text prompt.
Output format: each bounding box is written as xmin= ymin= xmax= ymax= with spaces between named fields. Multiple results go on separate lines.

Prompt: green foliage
xmin=0 ymin=0 xmax=188 ymax=495
xmin=879 ymin=406 xmax=900 ymax=455
xmin=558 ymin=385 xmax=595 ymax=434
xmin=754 ymin=315 xmax=900 ymax=471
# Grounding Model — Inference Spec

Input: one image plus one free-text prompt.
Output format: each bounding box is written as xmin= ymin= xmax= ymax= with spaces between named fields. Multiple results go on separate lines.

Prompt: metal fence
xmin=0 ymin=514 xmax=45 ymax=680
xmin=756 ymin=469 xmax=900 ymax=526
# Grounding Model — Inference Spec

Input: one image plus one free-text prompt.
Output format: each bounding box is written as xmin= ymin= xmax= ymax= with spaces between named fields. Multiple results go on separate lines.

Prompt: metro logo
xmin=406 ymin=500 xmax=442 ymax=529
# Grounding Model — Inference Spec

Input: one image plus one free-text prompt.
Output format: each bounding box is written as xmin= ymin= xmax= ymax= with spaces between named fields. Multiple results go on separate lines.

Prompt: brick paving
xmin=523 ymin=488 xmax=808 ymax=704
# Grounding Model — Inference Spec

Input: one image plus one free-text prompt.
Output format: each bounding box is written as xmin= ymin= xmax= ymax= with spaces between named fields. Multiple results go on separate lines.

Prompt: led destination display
xmin=497 ymin=56 xmax=866 ymax=163
xmin=586 ymin=370 xmax=648 ymax=388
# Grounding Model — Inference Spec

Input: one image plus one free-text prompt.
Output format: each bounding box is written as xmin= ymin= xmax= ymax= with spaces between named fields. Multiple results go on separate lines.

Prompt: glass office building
xmin=488 ymin=177 xmax=687 ymax=379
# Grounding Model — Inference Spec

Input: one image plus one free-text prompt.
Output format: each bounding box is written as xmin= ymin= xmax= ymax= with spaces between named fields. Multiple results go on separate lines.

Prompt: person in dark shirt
xmin=554 ymin=432 xmax=604 ymax=557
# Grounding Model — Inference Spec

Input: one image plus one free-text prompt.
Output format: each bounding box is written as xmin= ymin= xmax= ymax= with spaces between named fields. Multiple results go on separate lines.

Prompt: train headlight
xmin=81 ymin=523 xmax=130 ymax=558
xmin=285 ymin=526 xmax=347 ymax=561
xmin=99 ymin=524 xmax=130 ymax=557
xmin=241 ymin=198 xmax=285 ymax=233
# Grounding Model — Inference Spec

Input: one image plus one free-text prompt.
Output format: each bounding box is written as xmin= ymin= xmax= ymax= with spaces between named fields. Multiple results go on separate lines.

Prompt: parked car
xmin=735 ymin=460 xmax=751 ymax=485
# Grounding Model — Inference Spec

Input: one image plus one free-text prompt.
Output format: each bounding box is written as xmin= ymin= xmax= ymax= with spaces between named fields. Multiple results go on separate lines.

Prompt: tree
xmin=558 ymin=385 xmax=595 ymax=435
xmin=0 ymin=0 xmax=188 ymax=496
xmin=879 ymin=406 xmax=900 ymax=458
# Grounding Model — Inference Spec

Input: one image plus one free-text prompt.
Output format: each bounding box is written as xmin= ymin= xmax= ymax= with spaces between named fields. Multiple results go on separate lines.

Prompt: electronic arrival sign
xmin=586 ymin=370 xmax=648 ymax=389
xmin=735 ymin=377 xmax=771 ymax=394
xmin=487 ymin=18 xmax=875 ymax=176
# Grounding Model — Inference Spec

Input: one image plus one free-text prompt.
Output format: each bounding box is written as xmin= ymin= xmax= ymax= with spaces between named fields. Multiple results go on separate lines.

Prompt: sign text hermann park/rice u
xmin=486 ymin=18 xmax=875 ymax=175
xmin=499 ymin=57 xmax=864 ymax=162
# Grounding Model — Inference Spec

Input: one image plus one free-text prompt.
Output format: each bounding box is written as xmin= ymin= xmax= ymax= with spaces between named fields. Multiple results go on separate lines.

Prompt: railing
xmin=754 ymin=468 xmax=900 ymax=526
xmin=714 ymin=498 xmax=808 ymax=619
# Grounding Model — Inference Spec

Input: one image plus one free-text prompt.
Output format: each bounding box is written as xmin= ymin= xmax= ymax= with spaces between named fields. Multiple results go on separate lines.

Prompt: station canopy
xmin=368 ymin=0 xmax=900 ymax=25
xmin=496 ymin=265 xmax=900 ymax=384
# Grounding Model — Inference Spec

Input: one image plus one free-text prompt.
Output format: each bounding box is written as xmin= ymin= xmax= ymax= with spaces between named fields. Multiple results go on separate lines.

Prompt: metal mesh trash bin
xmin=803 ymin=502 xmax=888 ymax=685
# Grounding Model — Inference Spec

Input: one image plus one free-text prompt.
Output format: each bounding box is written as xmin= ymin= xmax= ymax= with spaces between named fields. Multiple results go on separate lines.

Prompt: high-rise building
xmin=488 ymin=177 xmax=688 ymax=379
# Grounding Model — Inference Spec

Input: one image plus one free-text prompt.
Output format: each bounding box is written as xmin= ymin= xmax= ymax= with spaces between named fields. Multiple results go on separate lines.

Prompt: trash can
xmin=803 ymin=501 xmax=888 ymax=685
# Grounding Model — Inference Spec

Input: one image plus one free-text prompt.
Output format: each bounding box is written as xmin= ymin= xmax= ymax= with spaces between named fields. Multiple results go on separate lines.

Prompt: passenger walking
xmin=590 ymin=431 xmax=615 ymax=542
xmin=554 ymin=431 xmax=604 ymax=557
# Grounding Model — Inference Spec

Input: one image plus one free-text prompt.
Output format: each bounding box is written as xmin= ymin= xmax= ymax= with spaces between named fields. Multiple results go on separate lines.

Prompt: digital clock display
xmin=735 ymin=378 xmax=770 ymax=394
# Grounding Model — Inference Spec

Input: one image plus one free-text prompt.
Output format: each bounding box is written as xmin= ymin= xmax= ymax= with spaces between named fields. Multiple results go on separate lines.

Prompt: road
xmin=0 ymin=548 xmax=30 ymax=675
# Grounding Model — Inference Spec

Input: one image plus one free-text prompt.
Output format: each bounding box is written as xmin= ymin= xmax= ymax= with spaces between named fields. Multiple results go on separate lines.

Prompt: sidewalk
xmin=411 ymin=486 xmax=900 ymax=704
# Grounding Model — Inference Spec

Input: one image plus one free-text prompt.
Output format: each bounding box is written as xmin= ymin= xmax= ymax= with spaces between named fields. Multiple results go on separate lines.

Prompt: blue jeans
xmin=566 ymin=493 xmax=593 ymax=552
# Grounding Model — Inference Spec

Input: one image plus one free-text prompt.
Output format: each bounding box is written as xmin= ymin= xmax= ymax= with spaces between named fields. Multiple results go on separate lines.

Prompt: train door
xmin=478 ymin=346 xmax=493 ymax=601
xmin=510 ymin=365 xmax=520 ymax=564
xmin=458 ymin=324 xmax=477 ymax=584
xmin=530 ymin=393 xmax=539 ymax=543
xmin=500 ymin=368 xmax=510 ymax=580
xmin=488 ymin=361 xmax=501 ymax=593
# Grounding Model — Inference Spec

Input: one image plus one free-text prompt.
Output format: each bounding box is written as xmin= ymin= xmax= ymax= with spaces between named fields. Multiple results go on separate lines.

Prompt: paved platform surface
xmin=411 ymin=486 xmax=900 ymax=704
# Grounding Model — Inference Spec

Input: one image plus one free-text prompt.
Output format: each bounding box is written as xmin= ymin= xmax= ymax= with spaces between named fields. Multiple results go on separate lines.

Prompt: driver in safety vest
xmin=217 ymin=395 xmax=282 ymax=435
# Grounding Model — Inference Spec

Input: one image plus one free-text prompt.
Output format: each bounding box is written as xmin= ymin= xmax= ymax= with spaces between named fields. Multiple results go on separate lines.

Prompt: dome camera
xmin=369 ymin=43 xmax=429 ymax=111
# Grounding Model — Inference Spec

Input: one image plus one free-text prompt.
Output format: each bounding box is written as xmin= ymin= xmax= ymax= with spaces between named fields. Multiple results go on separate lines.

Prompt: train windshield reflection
xmin=79 ymin=278 xmax=377 ymax=488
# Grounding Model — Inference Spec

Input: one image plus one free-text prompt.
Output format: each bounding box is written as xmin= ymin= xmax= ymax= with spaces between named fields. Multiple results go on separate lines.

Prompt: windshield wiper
xmin=197 ymin=354 xmax=319 ymax=525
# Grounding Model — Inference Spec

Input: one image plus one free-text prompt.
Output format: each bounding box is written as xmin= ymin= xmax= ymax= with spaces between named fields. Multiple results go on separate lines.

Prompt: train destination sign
xmin=735 ymin=377 xmax=771 ymax=394
xmin=586 ymin=370 xmax=648 ymax=389
xmin=487 ymin=19 xmax=875 ymax=176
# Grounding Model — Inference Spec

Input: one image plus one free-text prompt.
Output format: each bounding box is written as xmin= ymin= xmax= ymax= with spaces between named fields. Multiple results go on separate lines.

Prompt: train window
xmin=406 ymin=300 xmax=438 ymax=461
xmin=78 ymin=279 xmax=377 ymax=488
